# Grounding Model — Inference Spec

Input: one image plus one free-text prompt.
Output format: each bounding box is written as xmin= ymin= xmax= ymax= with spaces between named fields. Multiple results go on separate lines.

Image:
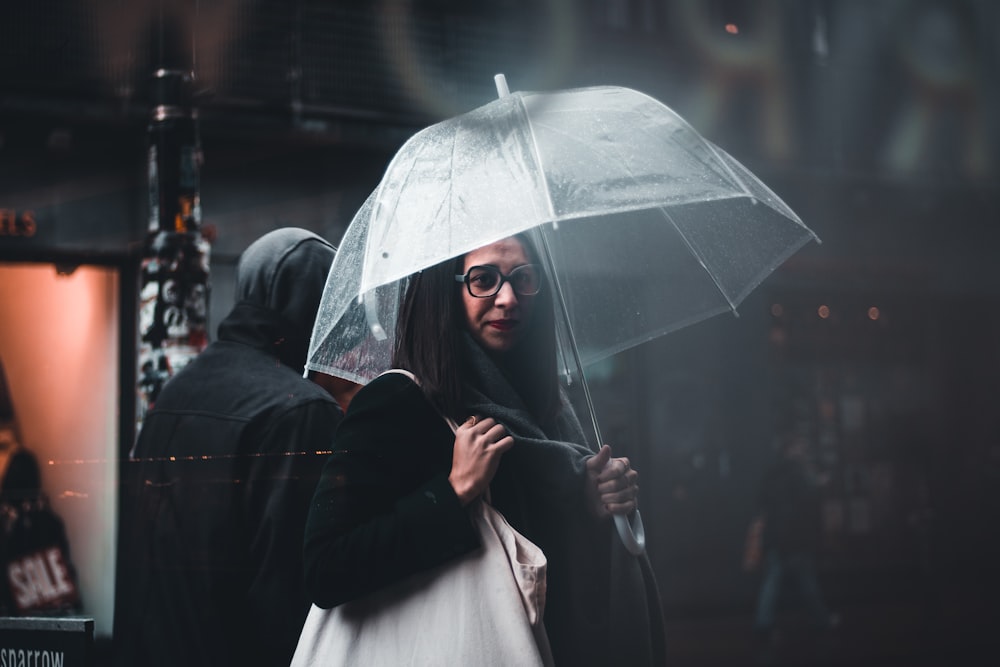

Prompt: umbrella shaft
xmin=536 ymin=227 xmax=646 ymax=556
xmin=534 ymin=229 xmax=603 ymax=451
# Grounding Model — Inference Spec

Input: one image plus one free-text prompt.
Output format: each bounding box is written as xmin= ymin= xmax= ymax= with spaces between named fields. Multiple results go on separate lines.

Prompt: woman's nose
xmin=493 ymin=280 xmax=519 ymax=307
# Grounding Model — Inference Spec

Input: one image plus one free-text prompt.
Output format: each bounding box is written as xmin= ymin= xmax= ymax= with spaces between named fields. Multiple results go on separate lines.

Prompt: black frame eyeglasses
xmin=454 ymin=264 xmax=542 ymax=298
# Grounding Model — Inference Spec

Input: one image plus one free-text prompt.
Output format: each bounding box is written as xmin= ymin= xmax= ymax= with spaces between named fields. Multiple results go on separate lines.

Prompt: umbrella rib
xmin=701 ymin=139 xmax=756 ymax=199
xmin=368 ymin=129 xmax=457 ymax=287
xmin=660 ymin=205 xmax=740 ymax=313
xmin=536 ymin=87 xmax=742 ymax=190
xmin=532 ymin=116 xmax=738 ymax=203
xmin=528 ymin=100 xmax=743 ymax=313
xmin=531 ymin=90 xmax=751 ymax=203
xmin=447 ymin=124 xmax=459 ymax=251
xmin=368 ymin=146 xmax=414 ymax=266
xmin=516 ymin=94 xmax=559 ymax=221
xmin=519 ymin=94 xmax=604 ymax=445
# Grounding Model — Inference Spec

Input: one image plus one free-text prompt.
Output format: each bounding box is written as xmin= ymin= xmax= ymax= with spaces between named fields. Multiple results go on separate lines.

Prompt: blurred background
xmin=1 ymin=1 xmax=997 ymax=664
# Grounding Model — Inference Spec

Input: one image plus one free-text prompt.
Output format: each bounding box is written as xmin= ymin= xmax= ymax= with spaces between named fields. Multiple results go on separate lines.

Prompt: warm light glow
xmin=868 ymin=306 xmax=880 ymax=321
xmin=725 ymin=23 xmax=739 ymax=35
xmin=0 ymin=262 xmax=119 ymax=636
xmin=818 ymin=305 xmax=830 ymax=319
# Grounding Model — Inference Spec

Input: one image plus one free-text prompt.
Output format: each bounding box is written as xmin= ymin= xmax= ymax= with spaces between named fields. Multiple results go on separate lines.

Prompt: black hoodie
xmin=114 ymin=228 xmax=342 ymax=667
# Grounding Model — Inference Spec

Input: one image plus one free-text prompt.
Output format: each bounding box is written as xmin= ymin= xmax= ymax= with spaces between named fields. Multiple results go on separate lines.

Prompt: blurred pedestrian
xmin=751 ymin=433 xmax=837 ymax=661
xmin=114 ymin=228 xmax=359 ymax=667
xmin=0 ymin=379 xmax=83 ymax=617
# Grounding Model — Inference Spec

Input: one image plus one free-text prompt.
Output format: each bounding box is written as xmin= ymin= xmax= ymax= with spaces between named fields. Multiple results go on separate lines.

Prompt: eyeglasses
xmin=455 ymin=264 xmax=542 ymax=298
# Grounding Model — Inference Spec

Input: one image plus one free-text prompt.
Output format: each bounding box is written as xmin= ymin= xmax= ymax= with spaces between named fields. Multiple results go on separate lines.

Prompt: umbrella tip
xmin=494 ymin=73 xmax=510 ymax=98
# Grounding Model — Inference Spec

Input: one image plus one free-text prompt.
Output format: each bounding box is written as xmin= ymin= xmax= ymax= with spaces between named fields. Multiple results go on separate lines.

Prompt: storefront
xmin=0 ymin=99 xmax=397 ymax=643
xmin=0 ymin=116 xmax=144 ymax=640
xmin=0 ymin=260 xmax=123 ymax=637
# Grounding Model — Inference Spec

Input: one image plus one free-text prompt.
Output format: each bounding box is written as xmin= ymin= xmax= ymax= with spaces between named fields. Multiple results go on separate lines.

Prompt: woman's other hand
xmin=585 ymin=444 xmax=639 ymax=518
xmin=448 ymin=416 xmax=513 ymax=506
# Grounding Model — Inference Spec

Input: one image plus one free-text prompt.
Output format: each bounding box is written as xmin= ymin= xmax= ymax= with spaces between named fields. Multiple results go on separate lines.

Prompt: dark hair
xmin=1 ymin=448 xmax=42 ymax=502
xmin=392 ymin=234 xmax=559 ymax=423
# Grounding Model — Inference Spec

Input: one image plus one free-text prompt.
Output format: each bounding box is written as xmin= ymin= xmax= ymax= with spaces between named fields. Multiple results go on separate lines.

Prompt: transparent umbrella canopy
xmin=307 ymin=75 xmax=820 ymax=553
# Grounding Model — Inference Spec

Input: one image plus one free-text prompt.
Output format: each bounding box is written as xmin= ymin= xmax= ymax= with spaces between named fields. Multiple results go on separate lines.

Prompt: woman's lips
xmin=488 ymin=319 xmax=517 ymax=331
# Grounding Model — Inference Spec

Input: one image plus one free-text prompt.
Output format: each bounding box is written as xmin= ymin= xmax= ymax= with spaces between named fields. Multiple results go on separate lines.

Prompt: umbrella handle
xmin=615 ymin=510 xmax=646 ymax=556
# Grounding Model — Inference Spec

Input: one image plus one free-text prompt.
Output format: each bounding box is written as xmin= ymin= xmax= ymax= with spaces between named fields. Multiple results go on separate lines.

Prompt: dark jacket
xmin=304 ymin=363 xmax=665 ymax=666
xmin=303 ymin=373 xmax=480 ymax=608
xmin=114 ymin=229 xmax=342 ymax=667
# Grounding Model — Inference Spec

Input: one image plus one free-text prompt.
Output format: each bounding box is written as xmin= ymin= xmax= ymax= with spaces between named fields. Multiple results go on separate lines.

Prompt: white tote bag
xmin=291 ymin=370 xmax=553 ymax=667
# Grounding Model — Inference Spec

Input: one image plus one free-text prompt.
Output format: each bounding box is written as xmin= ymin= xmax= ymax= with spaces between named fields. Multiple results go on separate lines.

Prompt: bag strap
xmin=378 ymin=368 xmax=459 ymax=432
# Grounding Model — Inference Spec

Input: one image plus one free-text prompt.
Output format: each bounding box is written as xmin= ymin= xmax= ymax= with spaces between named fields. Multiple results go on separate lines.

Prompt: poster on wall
xmin=136 ymin=231 xmax=210 ymax=428
xmin=0 ymin=359 xmax=83 ymax=618
xmin=135 ymin=70 xmax=211 ymax=437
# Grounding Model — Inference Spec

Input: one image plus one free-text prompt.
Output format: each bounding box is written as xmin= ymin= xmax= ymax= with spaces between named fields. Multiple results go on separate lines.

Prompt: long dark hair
xmin=392 ymin=233 xmax=559 ymax=423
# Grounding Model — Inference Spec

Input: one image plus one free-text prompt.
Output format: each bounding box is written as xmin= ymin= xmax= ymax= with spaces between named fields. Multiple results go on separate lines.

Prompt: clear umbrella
xmin=307 ymin=75 xmax=820 ymax=553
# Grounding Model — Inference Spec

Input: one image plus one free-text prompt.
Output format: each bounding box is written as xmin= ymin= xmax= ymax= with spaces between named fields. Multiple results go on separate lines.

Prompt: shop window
xmin=0 ymin=262 xmax=119 ymax=639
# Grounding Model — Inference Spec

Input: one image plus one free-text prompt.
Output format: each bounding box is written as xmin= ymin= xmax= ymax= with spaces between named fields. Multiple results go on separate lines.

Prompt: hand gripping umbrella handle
xmin=615 ymin=510 xmax=646 ymax=556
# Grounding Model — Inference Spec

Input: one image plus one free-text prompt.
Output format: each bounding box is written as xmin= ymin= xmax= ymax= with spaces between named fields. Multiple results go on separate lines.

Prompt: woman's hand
xmin=448 ymin=416 xmax=513 ymax=506
xmin=585 ymin=444 xmax=639 ymax=518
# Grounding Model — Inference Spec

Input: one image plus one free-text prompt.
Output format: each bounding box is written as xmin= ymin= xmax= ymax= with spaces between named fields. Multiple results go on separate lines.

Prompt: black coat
xmin=303 ymin=363 xmax=666 ymax=666
xmin=303 ymin=373 xmax=480 ymax=608
xmin=115 ymin=229 xmax=343 ymax=667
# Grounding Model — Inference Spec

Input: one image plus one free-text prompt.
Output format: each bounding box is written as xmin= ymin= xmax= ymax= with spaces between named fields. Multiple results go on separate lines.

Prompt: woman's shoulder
xmin=342 ymin=370 xmax=440 ymax=426
xmin=350 ymin=370 xmax=420 ymax=407
xmin=335 ymin=370 xmax=451 ymax=457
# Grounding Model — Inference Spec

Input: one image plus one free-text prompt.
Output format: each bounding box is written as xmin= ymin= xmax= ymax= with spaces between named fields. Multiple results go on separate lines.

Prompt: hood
xmin=232 ymin=227 xmax=335 ymax=370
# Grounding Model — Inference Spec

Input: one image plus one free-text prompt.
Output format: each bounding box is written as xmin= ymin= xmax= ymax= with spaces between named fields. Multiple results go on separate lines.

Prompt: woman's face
xmin=460 ymin=237 xmax=537 ymax=354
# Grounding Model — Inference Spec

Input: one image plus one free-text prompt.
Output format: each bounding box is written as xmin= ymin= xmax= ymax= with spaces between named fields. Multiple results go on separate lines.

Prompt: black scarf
xmin=458 ymin=335 xmax=666 ymax=666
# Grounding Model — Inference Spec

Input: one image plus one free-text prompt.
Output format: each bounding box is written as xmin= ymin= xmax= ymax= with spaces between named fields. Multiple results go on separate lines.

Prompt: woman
xmin=303 ymin=234 xmax=665 ymax=665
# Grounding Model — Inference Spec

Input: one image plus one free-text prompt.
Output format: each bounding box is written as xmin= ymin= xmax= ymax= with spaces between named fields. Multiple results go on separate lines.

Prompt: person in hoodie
xmin=114 ymin=228 xmax=359 ymax=667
